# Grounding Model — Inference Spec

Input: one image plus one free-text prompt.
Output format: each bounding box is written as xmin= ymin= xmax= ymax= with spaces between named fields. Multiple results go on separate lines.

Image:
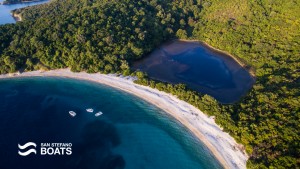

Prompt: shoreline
xmin=0 ymin=69 xmax=248 ymax=168
xmin=178 ymin=39 xmax=256 ymax=78
xmin=8 ymin=0 xmax=50 ymax=22
xmin=11 ymin=12 xmax=22 ymax=21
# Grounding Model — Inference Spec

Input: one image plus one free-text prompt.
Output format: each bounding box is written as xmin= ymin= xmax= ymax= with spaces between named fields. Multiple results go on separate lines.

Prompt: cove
xmin=0 ymin=77 xmax=223 ymax=169
xmin=0 ymin=0 xmax=48 ymax=25
xmin=133 ymin=40 xmax=255 ymax=103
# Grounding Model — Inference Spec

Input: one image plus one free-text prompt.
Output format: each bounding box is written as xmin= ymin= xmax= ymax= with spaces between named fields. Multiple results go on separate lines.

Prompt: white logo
xmin=18 ymin=142 xmax=72 ymax=156
xmin=18 ymin=142 xmax=37 ymax=156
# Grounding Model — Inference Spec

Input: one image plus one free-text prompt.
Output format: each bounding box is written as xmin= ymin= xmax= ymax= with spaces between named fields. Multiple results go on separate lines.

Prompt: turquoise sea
xmin=0 ymin=77 xmax=223 ymax=169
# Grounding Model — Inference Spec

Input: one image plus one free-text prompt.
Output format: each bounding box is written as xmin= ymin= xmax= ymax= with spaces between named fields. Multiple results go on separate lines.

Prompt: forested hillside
xmin=0 ymin=0 xmax=299 ymax=168
xmin=193 ymin=1 xmax=300 ymax=168
xmin=1 ymin=0 xmax=192 ymax=73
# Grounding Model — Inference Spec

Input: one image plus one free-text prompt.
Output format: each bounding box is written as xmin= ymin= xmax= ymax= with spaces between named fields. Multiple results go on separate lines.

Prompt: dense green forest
xmin=0 ymin=0 xmax=299 ymax=168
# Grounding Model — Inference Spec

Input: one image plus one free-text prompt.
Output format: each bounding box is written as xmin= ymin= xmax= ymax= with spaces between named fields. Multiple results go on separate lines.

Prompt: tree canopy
xmin=0 ymin=0 xmax=299 ymax=168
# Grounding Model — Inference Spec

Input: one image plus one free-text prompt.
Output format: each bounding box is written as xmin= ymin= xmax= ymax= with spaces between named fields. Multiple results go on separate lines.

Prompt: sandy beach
xmin=0 ymin=69 xmax=248 ymax=169
xmin=12 ymin=12 xmax=22 ymax=21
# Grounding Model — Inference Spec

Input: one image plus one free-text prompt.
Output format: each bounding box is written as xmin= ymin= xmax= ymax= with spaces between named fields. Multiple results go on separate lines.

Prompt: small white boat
xmin=95 ymin=111 xmax=103 ymax=117
xmin=69 ymin=111 xmax=76 ymax=117
xmin=86 ymin=108 xmax=94 ymax=113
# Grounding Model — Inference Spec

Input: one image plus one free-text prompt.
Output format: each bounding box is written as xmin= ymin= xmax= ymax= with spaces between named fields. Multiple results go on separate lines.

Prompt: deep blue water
xmin=172 ymin=47 xmax=234 ymax=89
xmin=133 ymin=41 xmax=255 ymax=103
xmin=0 ymin=0 xmax=49 ymax=25
xmin=0 ymin=77 xmax=222 ymax=169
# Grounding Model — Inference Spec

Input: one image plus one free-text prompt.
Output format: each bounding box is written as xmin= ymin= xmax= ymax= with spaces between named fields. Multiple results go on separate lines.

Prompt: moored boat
xmin=95 ymin=111 xmax=103 ymax=117
xmin=69 ymin=111 xmax=76 ymax=117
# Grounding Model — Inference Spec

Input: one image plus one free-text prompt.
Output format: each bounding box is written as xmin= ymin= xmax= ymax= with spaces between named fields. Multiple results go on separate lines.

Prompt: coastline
xmin=11 ymin=12 xmax=22 ymax=21
xmin=0 ymin=69 xmax=248 ymax=169
xmin=7 ymin=0 xmax=50 ymax=22
xmin=178 ymin=39 xmax=256 ymax=78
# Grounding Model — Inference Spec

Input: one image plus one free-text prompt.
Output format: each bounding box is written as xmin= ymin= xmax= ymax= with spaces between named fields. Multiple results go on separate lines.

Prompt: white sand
xmin=0 ymin=69 xmax=248 ymax=169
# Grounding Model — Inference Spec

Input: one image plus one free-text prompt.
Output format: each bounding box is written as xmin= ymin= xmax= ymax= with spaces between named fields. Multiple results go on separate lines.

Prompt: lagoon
xmin=133 ymin=41 xmax=255 ymax=103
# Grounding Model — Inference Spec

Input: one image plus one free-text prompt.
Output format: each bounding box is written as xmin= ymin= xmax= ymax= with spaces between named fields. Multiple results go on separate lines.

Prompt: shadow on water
xmin=66 ymin=120 xmax=125 ymax=169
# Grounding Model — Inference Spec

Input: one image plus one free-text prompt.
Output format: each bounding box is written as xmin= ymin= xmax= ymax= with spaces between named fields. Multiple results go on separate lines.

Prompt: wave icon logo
xmin=18 ymin=142 xmax=37 ymax=156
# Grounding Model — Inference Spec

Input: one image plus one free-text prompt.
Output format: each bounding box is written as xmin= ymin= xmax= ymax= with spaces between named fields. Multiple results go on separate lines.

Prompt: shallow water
xmin=0 ymin=0 xmax=48 ymax=25
xmin=0 ymin=77 xmax=222 ymax=169
xmin=133 ymin=41 xmax=255 ymax=103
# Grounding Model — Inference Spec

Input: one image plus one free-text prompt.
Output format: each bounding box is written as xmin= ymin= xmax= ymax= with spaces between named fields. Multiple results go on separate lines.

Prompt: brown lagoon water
xmin=133 ymin=41 xmax=255 ymax=103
